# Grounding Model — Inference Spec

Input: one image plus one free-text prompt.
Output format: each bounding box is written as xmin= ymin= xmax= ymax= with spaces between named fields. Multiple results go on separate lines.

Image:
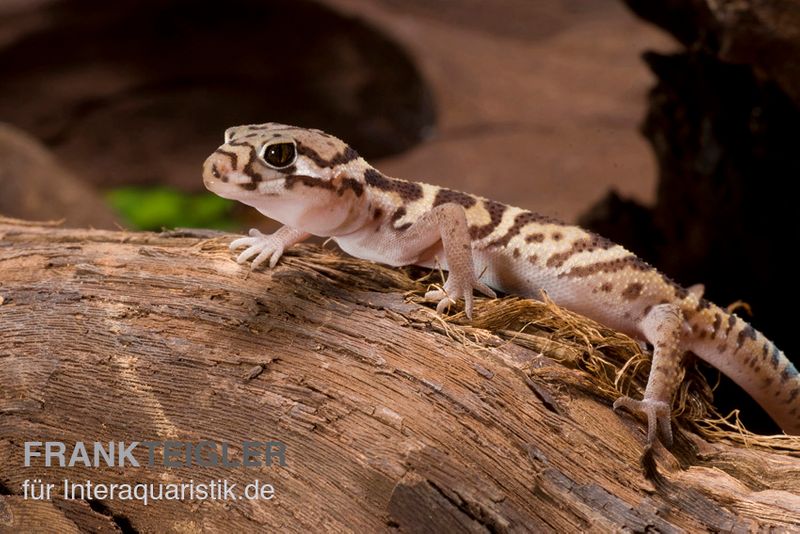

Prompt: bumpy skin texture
xmin=203 ymin=123 xmax=800 ymax=446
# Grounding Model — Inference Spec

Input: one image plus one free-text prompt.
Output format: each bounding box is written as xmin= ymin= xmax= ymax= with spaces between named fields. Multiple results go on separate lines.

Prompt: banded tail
xmin=686 ymin=301 xmax=800 ymax=434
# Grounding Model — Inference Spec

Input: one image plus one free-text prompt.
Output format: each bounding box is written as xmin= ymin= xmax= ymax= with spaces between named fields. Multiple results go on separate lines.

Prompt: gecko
xmin=202 ymin=122 xmax=800 ymax=446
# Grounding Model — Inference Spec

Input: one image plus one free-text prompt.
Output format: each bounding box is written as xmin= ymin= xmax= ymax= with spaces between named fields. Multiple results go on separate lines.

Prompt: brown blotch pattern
xmin=735 ymin=324 xmax=757 ymax=352
xmin=712 ymin=313 xmax=723 ymax=336
xmin=336 ymin=177 xmax=364 ymax=197
xmin=526 ymin=233 xmax=545 ymax=243
xmin=725 ymin=314 xmax=737 ymax=335
xmin=559 ymin=254 xmax=652 ymax=278
xmin=770 ymin=345 xmax=781 ymax=368
xmin=486 ymin=211 xmax=545 ymax=248
xmin=470 ymin=200 xmax=507 ymax=240
xmin=621 ymin=282 xmax=643 ymax=300
xmin=364 ymin=169 xmax=423 ymax=201
xmin=432 ymin=188 xmax=477 ymax=209
xmin=600 ymin=282 xmax=613 ymax=292
xmin=391 ymin=207 xmax=411 ymax=231
xmin=485 ymin=209 xmax=567 ymax=249
xmin=546 ymin=234 xmax=618 ymax=269
xmin=661 ymin=274 xmax=689 ymax=300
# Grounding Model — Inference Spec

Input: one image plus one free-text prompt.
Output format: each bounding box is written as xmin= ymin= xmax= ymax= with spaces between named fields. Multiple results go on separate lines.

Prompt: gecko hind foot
xmin=613 ymin=396 xmax=673 ymax=448
xmin=230 ymin=228 xmax=286 ymax=270
xmin=424 ymin=277 xmax=496 ymax=319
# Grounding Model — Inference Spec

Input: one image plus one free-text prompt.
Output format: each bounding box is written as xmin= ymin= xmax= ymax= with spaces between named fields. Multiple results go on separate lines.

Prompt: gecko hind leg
xmin=399 ymin=203 xmax=496 ymax=318
xmin=613 ymin=303 xmax=685 ymax=447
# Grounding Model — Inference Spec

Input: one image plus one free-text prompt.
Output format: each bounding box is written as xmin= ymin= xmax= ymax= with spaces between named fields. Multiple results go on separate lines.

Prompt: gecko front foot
xmin=613 ymin=396 xmax=673 ymax=447
xmin=230 ymin=228 xmax=287 ymax=269
xmin=424 ymin=273 xmax=496 ymax=319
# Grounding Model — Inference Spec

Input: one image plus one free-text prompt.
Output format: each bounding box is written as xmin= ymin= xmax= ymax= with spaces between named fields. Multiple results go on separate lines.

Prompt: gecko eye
xmin=260 ymin=142 xmax=296 ymax=169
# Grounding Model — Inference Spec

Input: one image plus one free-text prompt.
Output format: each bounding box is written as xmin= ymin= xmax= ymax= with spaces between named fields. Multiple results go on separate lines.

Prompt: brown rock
xmin=0 ymin=123 xmax=118 ymax=228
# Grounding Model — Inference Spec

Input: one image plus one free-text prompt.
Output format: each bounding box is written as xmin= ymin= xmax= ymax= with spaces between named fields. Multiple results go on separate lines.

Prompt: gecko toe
xmin=435 ymin=297 xmax=456 ymax=314
xmin=236 ymin=245 xmax=260 ymax=264
xmin=613 ymin=396 xmax=672 ymax=447
xmin=476 ymin=281 xmax=496 ymax=299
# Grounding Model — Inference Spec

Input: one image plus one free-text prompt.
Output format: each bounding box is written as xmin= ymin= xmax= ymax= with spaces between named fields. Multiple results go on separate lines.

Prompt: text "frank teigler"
xmin=24 ymin=441 xmax=287 ymax=468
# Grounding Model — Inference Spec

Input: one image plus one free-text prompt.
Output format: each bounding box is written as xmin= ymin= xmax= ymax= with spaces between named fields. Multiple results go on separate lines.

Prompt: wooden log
xmin=0 ymin=218 xmax=798 ymax=532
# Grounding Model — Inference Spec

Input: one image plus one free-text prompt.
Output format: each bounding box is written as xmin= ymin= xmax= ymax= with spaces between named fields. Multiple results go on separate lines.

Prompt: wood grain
xmin=0 ymin=218 xmax=798 ymax=533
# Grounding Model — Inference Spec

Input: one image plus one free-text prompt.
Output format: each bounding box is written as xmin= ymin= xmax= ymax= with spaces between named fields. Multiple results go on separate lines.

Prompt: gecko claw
xmin=424 ymin=276 xmax=497 ymax=319
xmin=613 ymin=396 xmax=673 ymax=448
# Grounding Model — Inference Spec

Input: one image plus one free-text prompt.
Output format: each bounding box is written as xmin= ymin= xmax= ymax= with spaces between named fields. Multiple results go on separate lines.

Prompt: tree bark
xmin=1 ymin=218 xmax=798 ymax=533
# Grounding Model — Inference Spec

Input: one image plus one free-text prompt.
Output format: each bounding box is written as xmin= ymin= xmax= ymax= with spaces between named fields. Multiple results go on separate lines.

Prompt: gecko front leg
xmin=230 ymin=226 xmax=311 ymax=269
xmin=613 ymin=303 xmax=684 ymax=447
xmin=399 ymin=203 xmax=496 ymax=318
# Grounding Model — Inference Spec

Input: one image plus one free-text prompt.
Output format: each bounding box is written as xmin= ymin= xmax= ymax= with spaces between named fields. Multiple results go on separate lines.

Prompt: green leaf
xmin=106 ymin=186 xmax=236 ymax=231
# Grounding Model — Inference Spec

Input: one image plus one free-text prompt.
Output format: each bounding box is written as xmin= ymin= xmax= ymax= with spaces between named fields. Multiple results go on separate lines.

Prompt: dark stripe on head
xmin=214 ymin=149 xmax=239 ymax=169
xmin=233 ymin=143 xmax=264 ymax=183
xmin=285 ymin=174 xmax=335 ymax=191
xmin=696 ymin=298 xmax=711 ymax=311
xmin=364 ymin=169 xmax=423 ymax=201
xmin=432 ymin=188 xmax=477 ymax=209
xmin=296 ymin=141 xmax=360 ymax=168
xmin=336 ymin=177 xmax=364 ymax=197
xmin=470 ymin=200 xmax=507 ymax=240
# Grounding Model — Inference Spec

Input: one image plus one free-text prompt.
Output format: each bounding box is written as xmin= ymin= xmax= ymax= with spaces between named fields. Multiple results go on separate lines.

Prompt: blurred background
xmin=1 ymin=0 xmax=797 ymax=433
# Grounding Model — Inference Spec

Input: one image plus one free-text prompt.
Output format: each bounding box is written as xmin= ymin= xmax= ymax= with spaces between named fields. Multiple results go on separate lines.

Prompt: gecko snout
xmin=202 ymin=152 xmax=234 ymax=187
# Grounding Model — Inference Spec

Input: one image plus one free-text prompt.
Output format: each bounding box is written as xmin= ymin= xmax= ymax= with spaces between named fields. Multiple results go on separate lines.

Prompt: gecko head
xmin=203 ymin=123 xmax=367 ymax=234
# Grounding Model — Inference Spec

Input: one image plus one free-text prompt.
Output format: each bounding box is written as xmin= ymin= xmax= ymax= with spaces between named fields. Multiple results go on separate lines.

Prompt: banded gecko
xmin=203 ymin=123 xmax=800 ymax=446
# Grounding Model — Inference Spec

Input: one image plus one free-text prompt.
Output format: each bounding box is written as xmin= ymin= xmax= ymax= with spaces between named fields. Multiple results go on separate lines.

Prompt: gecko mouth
xmin=206 ymin=171 xmax=255 ymax=189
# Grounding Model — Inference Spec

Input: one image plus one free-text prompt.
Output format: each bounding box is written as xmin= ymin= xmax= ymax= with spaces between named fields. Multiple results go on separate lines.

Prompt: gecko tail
xmin=687 ymin=303 xmax=800 ymax=435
